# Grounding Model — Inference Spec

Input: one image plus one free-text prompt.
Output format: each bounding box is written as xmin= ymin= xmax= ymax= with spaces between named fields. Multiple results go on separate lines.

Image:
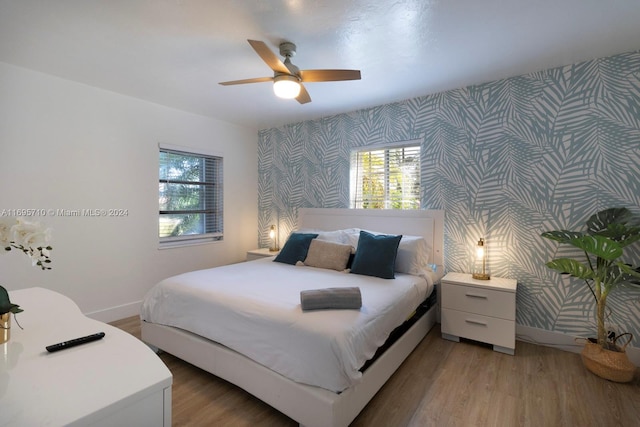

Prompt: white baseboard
xmin=85 ymin=300 xmax=142 ymax=323
xmin=516 ymin=324 xmax=640 ymax=367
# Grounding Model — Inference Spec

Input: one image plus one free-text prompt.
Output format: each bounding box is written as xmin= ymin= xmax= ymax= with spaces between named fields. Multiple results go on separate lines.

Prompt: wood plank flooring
xmin=110 ymin=316 xmax=640 ymax=426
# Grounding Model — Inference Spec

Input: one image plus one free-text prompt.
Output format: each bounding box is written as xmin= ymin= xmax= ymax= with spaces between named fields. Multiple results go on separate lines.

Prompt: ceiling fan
xmin=219 ymin=39 xmax=361 ymax=104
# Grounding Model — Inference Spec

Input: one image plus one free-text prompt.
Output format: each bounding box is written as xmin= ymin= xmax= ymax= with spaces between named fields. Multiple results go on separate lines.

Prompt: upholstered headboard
xmin=298 ymin=208 xmax=444 ymax=268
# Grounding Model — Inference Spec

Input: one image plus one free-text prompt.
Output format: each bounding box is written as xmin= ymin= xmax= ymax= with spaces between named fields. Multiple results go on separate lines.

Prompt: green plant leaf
xmin=586 ymin=207 xmax=632 ymax=233
xmin=615 ymin=264 xmax=640 ymax=288
xmin=594 ymin=223 xmax=640 ymax=246
xmin=585 ymin=207 xmax=640 ymax=247
xmin=546 ymin=258 xmax=595 ymax=280
xmin=569 ymin=235 xmax=623 ymax=261
xmin=0 ymin=286 xmax=12 ymax=314
xmin=9 ymin=303 xmax=23 ymax=314
xmin=541 ymin=230 xmax=583 ymax=243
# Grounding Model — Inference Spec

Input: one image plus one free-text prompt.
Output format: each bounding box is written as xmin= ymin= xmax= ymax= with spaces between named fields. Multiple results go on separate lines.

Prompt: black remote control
xmin=46 ymin=332 xmax=105 ymax=353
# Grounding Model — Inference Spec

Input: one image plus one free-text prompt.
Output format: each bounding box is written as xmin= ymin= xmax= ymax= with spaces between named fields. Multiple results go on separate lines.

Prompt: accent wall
xmin=257 ymin=50 xmax=640 ymax=345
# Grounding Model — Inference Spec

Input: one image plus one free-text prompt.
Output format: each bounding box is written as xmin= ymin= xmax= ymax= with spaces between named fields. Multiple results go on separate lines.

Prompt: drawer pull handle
xmin=465 ymin=292 xmax=488 ymax=299
xmin=465 ymin=319 xmax=488 ymax=326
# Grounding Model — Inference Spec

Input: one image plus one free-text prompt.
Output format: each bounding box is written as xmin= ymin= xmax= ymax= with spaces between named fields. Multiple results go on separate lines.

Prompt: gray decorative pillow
xmin=303 ymin=239 xmax=353 ymax=271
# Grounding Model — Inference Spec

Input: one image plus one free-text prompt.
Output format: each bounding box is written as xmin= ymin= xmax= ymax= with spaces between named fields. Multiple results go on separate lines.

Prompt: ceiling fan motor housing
xmin=279 ymin=42 xmax=297 ymax=58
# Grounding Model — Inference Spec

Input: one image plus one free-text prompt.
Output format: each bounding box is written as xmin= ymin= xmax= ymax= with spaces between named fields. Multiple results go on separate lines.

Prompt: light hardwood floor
xmin=110 ymin=316 xmax=640 ymax=426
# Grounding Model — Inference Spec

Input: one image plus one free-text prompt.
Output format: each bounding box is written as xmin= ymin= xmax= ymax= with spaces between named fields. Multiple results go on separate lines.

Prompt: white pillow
xmin=344 ymin=229 xmax=430 ymax=275
xmin=395 ymin=235 xmax=431 ymax=275
xmin=296 ymin=228 xmax=356 ymax=245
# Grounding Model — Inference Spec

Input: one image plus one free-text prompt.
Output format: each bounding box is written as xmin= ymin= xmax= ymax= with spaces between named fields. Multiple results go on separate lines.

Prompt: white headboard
xmin=298 ymin=208 xmax=444 ymax=267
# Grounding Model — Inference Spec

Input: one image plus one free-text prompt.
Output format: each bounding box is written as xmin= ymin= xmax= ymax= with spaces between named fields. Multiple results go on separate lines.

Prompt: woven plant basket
xmin=579 ymin=333 xmax=636 ymax=383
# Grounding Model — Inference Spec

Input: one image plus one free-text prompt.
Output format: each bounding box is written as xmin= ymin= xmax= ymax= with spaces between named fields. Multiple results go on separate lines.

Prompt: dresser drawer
xmin=441 ymin=308 xmax=515 ymax=349
xmin=441 ymin=282 xmax=515 ymax=320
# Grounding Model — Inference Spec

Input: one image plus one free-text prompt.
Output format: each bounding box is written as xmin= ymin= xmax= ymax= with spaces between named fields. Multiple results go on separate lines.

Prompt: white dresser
xmin=440 ymin=272 xmax=517 ymax=355
xmin=0 ymin=288 xmax=172 ymax=426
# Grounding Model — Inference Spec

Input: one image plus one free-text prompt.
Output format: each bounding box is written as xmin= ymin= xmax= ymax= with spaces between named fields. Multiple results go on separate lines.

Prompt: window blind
xmin=351 ymin=144 xmax=420 ymax=209
xmin=159 ymin=147 xmax=223 ymax=243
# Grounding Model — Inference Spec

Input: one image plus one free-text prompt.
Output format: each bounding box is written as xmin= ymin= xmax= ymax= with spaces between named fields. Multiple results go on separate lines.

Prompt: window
xmin=159 ymin=144 xmax=223 ymax=246
xmin=350 ymin=142 xmax=420 ymax=209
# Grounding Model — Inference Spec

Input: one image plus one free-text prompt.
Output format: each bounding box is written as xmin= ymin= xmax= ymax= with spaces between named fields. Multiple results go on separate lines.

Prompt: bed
xmin=141 ymin=208 xmax=444 ymax=427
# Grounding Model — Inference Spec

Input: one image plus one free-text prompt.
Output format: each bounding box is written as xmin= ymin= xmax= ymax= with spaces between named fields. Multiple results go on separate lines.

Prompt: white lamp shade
xmin=273 ymin=75 xmax=301 ymax=99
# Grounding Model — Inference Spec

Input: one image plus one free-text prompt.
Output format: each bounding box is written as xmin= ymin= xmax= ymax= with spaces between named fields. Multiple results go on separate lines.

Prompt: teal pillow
xmin=350 ymin=231 xmax=402 ymax=279
xmin=273 ymin=233 xmax=318 ymax=265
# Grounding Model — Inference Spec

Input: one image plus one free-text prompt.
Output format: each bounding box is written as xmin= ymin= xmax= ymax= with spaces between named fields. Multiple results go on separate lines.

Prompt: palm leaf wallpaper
xmin=258 ymin=51 xmax=640 ymax=344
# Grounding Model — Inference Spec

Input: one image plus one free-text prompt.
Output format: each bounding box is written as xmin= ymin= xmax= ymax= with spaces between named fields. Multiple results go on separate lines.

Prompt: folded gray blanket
xmin=300 ymin=287 xmax=362 ymax=311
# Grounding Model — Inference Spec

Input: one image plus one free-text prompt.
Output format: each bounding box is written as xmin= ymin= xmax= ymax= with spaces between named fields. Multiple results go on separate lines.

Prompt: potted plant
xmin=0 ymin=217 xmax=53 ymax=343
xmin=0 ymin=285 xmax=23 ymax=343
xmin=541 ymin=207 xmax=640 ymax=382
xmin=0 ymin=287 xmax=23 ymax=315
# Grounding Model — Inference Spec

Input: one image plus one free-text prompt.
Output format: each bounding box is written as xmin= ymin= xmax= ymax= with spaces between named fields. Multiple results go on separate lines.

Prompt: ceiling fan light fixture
xmin=219 ymin=40 xmax=361 ymax=105
xmin=273 ymin=75 xmax=301 ymax=99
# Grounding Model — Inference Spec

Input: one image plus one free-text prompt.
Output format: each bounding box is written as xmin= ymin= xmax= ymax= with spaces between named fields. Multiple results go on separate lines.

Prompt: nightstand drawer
xmin=441 ymin=308 xmax=515 ymax=349
xmin=441 ymin=283 xmax=515 ymax=320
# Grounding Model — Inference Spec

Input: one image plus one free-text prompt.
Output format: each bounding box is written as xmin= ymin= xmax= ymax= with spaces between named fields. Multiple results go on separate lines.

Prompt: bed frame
xmin=142 ymin=208 xmax=444 ymax=427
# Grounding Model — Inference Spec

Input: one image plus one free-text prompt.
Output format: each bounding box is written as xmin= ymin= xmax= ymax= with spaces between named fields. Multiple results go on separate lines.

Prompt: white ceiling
xmin=1 ymin=0 xmax=639 ymax=130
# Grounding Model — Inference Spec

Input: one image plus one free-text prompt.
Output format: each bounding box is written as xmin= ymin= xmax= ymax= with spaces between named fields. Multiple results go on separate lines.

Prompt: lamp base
xmin=472 ymin=273 xmax=491 ymax=280
xmin=269 ymin=247 xmax=280 ymax=252
xmin=1 ymin=313 xmax=10 ymax=344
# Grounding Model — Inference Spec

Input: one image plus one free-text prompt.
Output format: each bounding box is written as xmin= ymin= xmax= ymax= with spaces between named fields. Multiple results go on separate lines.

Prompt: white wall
xmin=0 ymin=62 xmax=258 ymax=322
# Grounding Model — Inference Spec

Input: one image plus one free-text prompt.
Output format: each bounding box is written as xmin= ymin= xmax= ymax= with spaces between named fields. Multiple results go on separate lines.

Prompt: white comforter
xmin=140 ymin=257 xmax=435 ymax=392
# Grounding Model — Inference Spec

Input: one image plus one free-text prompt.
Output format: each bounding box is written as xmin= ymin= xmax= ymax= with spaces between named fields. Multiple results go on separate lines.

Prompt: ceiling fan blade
xmin=219 ymin=76 xmax=273 ymax=85
xmin=247 ymin=39 xmax=290 ymax=75
xmin=299 ymin=69 xmax=361 ymax=82
xmin=296 ymin=84 xmax=311 ymax=104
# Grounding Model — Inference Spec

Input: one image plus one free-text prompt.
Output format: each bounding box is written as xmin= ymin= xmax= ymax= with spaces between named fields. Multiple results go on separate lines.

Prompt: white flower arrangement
xmin=1 ymin=217 xmax=53 ymax=317
xmin=0 ymin=217 xmax=53 ymax=270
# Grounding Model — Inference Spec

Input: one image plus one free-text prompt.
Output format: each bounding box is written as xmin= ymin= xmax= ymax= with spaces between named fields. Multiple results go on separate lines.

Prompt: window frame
xmin=349 ymin=140 xmax=421 ymax=210
xmin=158 ymin=143 xmax=224 ymax=248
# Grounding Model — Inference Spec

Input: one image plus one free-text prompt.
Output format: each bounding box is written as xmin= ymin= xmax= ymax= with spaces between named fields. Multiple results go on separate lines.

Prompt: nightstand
xmin=440 ymin=272 xmax=517 ymax=355
xmin=246 ymin=247 xmax=280 ymax=261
